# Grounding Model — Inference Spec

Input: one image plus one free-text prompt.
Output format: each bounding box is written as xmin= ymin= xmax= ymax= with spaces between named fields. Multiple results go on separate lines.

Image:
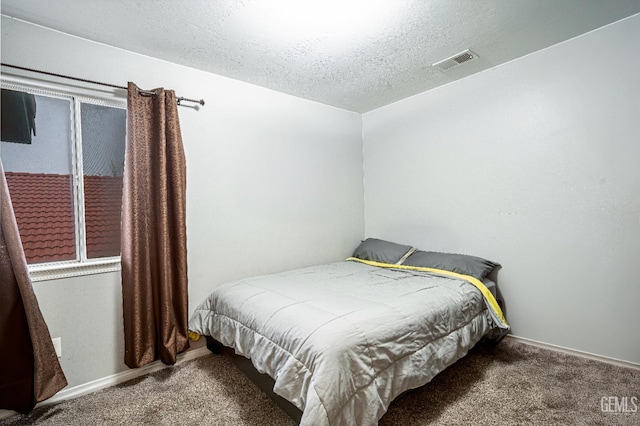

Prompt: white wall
xmin=1 ymin=16 xmax=364 ymax=388
xmin=362 ymin=14 xmax=640 ymax=364
xmin=3 ymin=9 xmax=638 ymax=393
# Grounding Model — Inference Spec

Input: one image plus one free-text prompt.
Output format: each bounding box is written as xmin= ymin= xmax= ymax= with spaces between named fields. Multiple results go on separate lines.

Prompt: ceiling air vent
xmin=433 ymin=50 xmax=478 ymax=71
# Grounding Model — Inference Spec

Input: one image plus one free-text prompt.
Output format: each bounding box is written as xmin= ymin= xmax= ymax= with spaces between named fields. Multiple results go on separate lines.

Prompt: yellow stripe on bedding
xmin=346 ymin=257 xmax=509 ymax=329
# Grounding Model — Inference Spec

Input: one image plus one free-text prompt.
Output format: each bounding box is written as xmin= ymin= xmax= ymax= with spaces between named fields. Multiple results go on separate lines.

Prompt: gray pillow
xmin=352 ymin=238 xmax=413 ymax=264
xmin=403 ymin=250 xmax=500 ymax=280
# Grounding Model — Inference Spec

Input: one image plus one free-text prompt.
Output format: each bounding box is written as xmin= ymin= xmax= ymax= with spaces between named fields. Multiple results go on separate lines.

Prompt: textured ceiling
xmin=2 ymin=0 xmax=640 ymax=112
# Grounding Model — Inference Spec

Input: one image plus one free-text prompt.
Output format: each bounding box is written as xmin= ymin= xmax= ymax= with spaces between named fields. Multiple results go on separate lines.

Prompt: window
xmin=1 ymin=81 xmax=126 ymax=280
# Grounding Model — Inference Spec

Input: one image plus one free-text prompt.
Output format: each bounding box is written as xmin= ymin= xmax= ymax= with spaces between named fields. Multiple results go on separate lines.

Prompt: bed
xmin=188 ymin=238 xmax=509 ymax=425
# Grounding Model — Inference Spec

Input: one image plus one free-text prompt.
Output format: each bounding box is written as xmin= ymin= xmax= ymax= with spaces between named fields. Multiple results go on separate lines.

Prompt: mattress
xmin=189 ymin=260 xmax=505 ymax=425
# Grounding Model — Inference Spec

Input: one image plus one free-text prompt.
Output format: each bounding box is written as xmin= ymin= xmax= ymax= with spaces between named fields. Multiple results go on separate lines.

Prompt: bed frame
xmin=203 ymin=336 xmax=451 ymax=423
xmin=205 ymin=336 xmax=303 ymax=422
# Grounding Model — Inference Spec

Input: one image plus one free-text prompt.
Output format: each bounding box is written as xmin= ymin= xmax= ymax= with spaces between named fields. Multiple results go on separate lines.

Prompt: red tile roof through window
xmin=83 ymin=175 xmax=122 ymax=259
xmin=4 ymin=172 xmax=122 ymax=264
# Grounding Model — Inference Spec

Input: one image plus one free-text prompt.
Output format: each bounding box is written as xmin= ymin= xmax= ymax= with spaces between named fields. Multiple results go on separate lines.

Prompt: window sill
xmin=29 ymin=258 xmax=121 ymax=282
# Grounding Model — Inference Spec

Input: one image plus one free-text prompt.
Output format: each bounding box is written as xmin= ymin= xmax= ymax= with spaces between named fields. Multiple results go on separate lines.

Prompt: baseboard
xmin=0 ymin=346 xmax=210 ymax=421
xmin=506 ymin=335 xmax=640 ymax=370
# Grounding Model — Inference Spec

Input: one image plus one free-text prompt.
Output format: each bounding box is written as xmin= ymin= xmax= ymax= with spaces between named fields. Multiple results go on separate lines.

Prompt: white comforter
xmin=189 ymin=261 xmax=495 ymax=425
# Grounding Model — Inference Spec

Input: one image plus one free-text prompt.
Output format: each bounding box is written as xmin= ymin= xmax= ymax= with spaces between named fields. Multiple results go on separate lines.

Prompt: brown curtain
xmin=121 ymin=82 xmax=189 ymax=368
xmin=0 ymin=160 xmax=67 ymax=413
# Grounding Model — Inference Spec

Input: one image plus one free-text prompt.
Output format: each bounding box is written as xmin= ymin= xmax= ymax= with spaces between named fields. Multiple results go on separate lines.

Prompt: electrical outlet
xmin=52 ymin=337 xmax=62 ymax=358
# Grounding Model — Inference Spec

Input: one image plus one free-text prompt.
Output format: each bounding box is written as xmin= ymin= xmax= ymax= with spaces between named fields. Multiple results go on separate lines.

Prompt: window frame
xmin=1 ymin=75 xmax=127 ymax=282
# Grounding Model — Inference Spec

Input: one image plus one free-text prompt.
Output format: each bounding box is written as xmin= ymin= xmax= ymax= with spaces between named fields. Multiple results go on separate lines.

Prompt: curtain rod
xmin=1 ymin=63 xmax=205 ymax=106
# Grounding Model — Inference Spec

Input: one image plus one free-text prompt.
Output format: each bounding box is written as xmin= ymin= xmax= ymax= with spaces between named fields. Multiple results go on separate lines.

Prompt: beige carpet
xmin=2 ymin=338 xmax=638 ymax=425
